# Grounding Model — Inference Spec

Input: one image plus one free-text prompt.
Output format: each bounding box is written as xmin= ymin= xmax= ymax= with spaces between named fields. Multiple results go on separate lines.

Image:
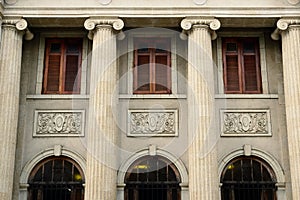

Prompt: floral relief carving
xmin=34 ymin=110 xmax=85 ymax=137
xmin=128 ymin=110 xmax=178 ymax=136
xmin=221 ymin=110 xmax=271 ymax=136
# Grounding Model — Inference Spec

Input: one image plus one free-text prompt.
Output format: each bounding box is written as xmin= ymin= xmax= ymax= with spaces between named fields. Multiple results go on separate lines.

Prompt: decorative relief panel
xmin=220 ymin=110 xmax=271 ymax=136
xmin=33 ymin=110 xmax=85 ymax=137
xmin=128 ymin=110 xmax=178 ymax=137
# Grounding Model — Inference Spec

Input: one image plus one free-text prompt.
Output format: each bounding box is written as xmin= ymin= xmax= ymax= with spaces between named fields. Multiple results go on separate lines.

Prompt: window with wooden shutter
xmin=43 ymin=38 xmax=82 ymax=94
xmin=222 ymin=38 xmax=262 ymax=94
xmin=133 ymin=38 xmax=171 ymax=94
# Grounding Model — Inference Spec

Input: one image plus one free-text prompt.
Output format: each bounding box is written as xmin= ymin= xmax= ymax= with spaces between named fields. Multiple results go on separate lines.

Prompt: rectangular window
xmin=222 ymin=38 xmax=262 ymax=94
xmin=43 ymin=38 xmax=82 ymax=94
xmin=133 ymin=38 xmax=171 ymax=94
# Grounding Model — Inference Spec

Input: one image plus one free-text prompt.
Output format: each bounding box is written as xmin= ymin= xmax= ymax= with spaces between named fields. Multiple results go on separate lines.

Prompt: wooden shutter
xmin=63 ymin=39 xmax=82 ymax=93
xmin=133 ymin=38 xmax=171 ymax=94
xmin=223 ymin=39 xmax=242 ymax=93
xmin=222 ymin=38 xmax=261 ymax=94
xmin=242 ymin=38 xmax=261 ymax=93
xmin=43 ymin=38 xmax=82 ymax=94
xmin=43 ymin=39 xmax=63 ymax=94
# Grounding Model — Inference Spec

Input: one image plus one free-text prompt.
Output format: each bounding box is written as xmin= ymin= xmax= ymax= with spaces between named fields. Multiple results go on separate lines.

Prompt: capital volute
xmin=180 ymin=17 xmax=221 ymax=40
xmin=271 ymin=18 xmax=300 ymax=40
xmin=2 ymin=18 xmax=34 ymax=40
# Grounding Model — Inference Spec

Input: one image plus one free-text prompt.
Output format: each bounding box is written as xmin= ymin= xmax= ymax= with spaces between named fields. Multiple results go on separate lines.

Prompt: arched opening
xmin=28 ymin=156 xmax=85 ymax=200
xmin=220 ymin=156 xmax=277 ymax=200
xmin=124 ymin=155 xmax=181 ymax=200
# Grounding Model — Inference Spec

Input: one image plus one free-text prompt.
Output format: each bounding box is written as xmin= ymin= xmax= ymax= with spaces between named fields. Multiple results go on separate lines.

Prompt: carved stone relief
xmin=221 ymin=110 xmax=271 ymax=136
xmin=34 ymin=110 xmax=85 ymax=137
xmin=128 ymin=110 xmax=178 ymax=136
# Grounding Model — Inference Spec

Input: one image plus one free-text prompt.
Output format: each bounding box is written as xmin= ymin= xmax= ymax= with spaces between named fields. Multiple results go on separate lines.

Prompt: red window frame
xmin=222 ymin=37 xmax=262 ymax=94
xmin=42 ymin=38 xmax=82 ymax=94
xmin=133 ymin=38 xmax=172 ymax=94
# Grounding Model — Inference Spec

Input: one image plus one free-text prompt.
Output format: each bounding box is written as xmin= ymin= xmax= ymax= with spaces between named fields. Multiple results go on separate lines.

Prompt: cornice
xmin=271 ymin=17 xmax=300 ymax=40
xmin=2 ymin=7 xmax=300 ymax=18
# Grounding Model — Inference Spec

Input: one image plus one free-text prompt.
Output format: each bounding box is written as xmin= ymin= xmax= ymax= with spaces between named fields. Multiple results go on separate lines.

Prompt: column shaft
xmin=187 ymin=25 xmax=218 ymax=200
xmin=281 ymin=25 xmax=300 ymax=199
xmin=0 ymin=23 xmax=24 ymax=200
xmin=85 ymin=24 xmax=118 ymax=200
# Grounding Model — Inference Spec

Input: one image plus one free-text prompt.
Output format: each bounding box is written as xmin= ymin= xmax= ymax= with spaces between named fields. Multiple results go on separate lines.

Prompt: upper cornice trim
xmin=3 ymin=7 xmax=300 ymax=18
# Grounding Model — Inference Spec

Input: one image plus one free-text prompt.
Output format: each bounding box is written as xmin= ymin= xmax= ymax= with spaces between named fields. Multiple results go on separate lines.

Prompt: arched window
xmin=28 ymin=156 xmax=85 ymax=200
xmin=221 ymin=156 xmax=277 ymax=200
xmin=125 ymin=155 xmax=181 ymax=200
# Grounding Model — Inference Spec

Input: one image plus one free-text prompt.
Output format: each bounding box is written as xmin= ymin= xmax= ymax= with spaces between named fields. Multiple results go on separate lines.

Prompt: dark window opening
xmin=125 ymin=156 xmax=181 ymax=200
xmin=221 ymin=156 xmax=277 ymax=200
xmin=28 ymin=156 xmax=84 ymax=200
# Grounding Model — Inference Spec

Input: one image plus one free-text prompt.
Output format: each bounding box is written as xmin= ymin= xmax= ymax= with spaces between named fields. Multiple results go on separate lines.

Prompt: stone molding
xmin=180 ymin=17 xmax=221 ymax=40
xmin=220 ymin=109 xmax=271 ymax=136
xmin=128 ymin=109 xmax=178 ymax=137
xmin=33 ymin=110 xmax=85 ymax=137
xmin=271 ymin=17 xmax=300 ymax=40
xmin=84 ymin=17 xmax=124 ymax=39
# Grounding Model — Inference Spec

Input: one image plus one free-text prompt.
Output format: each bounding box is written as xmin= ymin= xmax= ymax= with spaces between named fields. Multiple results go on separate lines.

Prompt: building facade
xmin=0 ymin=0 xmax=299 ymax=199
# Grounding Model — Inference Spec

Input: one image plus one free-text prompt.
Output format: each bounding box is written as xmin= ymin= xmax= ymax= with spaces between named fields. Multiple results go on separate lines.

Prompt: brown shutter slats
xmin=223 ymin=38 xmax=261 ymax=94
xmin=43 ymin=38 xmax=82 ymax=94
xmin=65 ymin=55 xmax=80 ymax=92
xmin=46 ymin=55 xmax=61 ymax=93
xmin=133 ymin=38 xmax=171 ymax=94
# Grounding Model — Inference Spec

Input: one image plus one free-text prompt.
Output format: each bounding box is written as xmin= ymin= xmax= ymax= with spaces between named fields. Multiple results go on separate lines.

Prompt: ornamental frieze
xmin=221 ymin=110 xmax=271 ymax=136
xmin=128 ymin=110 xmax=178 ymax=136
xmin=34 ymin=110 xmax=85 ymax=137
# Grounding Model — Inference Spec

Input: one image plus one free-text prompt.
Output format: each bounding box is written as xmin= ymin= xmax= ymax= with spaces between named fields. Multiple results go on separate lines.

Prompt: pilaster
xmin=272 ymin=17 xmax=300 ymax=199
xmin=181 ymin=17 xmax=220 ymax=200
xmin=0 ymin=18 xmax=28 ymax=200
xmin=84 ymin=17 xmax=123 ymax=200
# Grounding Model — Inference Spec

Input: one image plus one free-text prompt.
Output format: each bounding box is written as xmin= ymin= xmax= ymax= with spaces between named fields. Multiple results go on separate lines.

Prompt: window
xmin=125 ymin=156 xmax=181 ymax=200
xmin=133 ymin=38 xmax=171 ymax=94
xmin=222 ymin=38 xmax=262 ymax=94
xmin=43 ymin=38 xmax=82 ymax=94
xmin=221 ymin=156 xmax=277 ymax=200
xmin=28 ymin=156 xmax=84 ymax=200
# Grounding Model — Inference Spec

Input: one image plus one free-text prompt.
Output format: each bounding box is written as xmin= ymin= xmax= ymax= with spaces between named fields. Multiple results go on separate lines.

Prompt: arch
xmin=118 ymin=147 xmax=188 ymax=186
xmin=20 ymin=146 xmax=86 ymax=186
xmin=218 ymin=146 xmax=285 ymax=185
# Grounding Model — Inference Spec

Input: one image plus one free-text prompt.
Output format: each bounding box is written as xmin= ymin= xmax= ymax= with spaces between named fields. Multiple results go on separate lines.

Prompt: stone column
xmin=272 ymin=18 xmax=300 ymax=199
xmin=84 ymin=17 xmax=124 ymax=200
xmin=0 ymin=18 xmax=28 ymax=200
xmin=181 ymin=17 xmax=220 ymax=200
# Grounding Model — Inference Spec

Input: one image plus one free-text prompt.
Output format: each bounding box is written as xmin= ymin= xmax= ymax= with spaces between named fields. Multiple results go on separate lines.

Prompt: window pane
xmin=243 ymin=41 xmax=255 ymax=53
xmin=136 ymin=55 xmax=150 ymax=92
xmin=65 ymin=55 xmax=79 ymax=92
xmin=244 ymin=55 xmax=259 ymax=92
xmin=155 ymin=55 xmax=169 ymax=92
xmin=226 ymin=43 xmax=237 ymax=52
xmin=225 ymin=55 xmax=240 ymax=92
xmin=66 ymin=44 xmax=79 ymax=54
xmin=53 ymin=160 xmax=63 ymax=182
xmin=50 ymin=43 xmax=61 ymax=53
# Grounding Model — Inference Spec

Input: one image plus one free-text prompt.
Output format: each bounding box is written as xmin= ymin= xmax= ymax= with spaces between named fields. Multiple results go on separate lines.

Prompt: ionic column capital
xmin=84 ymin=17 xmax=124 ymax=40
xmin=271 ymin=17 xmax=300 ymax=40
xmin=180 ymin=17 xmax=221 ymax=40
xmin=2 ymin=18 xmax=34 ymax=40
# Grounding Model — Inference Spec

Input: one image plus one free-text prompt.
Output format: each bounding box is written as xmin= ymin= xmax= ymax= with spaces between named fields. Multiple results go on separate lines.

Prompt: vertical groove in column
xmin=85 ymin=25 xmax=118 ymax=200
xmin=0 ymin=25 xmax=23 ymax=200
xmin=188 ymin=25 xmax=218 ymax=200
xmin=281 ymin=25 xmax=300 ymax=199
